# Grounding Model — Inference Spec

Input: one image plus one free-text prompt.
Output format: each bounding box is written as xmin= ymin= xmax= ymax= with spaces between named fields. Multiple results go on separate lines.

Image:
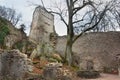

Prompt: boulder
xmin=43 ymin=66 xmax=61 ymax=80
xmin=0 ymin=49 xmax=33 ymax=80
xmin=43 ymin=63 xmax=71 ymax=80
xmin=51 ymin=53 xmax=63 ymax=62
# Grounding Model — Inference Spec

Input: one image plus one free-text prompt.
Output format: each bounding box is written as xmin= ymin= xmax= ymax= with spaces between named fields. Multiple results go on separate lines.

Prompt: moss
xmin=13 ymin=41 xmax=24 ymax=51
xmin=71 ymin=65 xmax=79 ymax=71
xmin=13 ymin=40 xmax=36 ymax=56
xmin=48 ymin=58 xmax=58 ymax=62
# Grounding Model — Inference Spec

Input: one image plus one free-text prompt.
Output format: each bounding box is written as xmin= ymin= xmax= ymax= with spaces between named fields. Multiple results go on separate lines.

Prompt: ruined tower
xmin=29 ymin=6 xmax=54 ymax=44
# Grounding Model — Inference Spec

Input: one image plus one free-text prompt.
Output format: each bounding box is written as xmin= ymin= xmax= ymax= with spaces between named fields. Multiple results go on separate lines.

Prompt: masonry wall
xmin=55 ymin=32 xmax=120 ymax=70
xmin=29 ymin=6 xmax=54 ymax=44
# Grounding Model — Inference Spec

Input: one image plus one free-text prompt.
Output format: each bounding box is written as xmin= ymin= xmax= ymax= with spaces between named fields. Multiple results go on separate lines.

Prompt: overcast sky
xmin=0 ymin=0 xmax=67 ymax=36
xmin=0 ymin=0 xmax=119 ymax=36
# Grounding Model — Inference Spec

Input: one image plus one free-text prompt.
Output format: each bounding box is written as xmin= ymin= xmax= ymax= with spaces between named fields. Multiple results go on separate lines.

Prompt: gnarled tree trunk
xmin=65 ymin=34 xmax=73 ymax=66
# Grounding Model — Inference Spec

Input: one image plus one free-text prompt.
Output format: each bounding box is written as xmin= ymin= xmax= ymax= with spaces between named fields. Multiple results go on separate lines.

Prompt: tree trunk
xmin=64 ymin=0 xmax=74 ymax=66
xmin=65 ymin=35 xmax=73 ymax=66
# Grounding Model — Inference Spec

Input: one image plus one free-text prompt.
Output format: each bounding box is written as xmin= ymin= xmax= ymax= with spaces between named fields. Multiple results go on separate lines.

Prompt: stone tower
xmin=29 ymin=6 xmax=54 ymax=44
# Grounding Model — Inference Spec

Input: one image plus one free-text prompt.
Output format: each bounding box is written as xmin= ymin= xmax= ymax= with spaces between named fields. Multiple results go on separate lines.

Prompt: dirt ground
xmin=80 ymin=73 xmax=120 ymax=80
xmin=32 ymin=59 xmax=120 ymax=80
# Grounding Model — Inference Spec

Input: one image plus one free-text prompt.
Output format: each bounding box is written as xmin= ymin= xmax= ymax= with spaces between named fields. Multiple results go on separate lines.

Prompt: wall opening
xmin=87 ymin=60 xmax=94 ymax=70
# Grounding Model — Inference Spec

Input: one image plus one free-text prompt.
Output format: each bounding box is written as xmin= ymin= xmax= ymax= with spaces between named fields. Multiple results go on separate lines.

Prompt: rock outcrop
xmin=0 ymin=17 xmax=26 ymax=49
xmin=0 ymin=49 xmax=33 ymax=80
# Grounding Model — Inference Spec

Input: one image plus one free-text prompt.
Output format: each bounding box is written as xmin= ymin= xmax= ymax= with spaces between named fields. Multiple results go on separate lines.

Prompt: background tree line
xmin=0 ymin=6 xmax=22 ymax=26
xmin=0 ymin=5 xmax=26 ymax=32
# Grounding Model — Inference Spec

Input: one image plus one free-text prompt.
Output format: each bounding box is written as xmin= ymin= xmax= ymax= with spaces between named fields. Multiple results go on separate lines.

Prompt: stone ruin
xmin=29 ymin=6 xmax=120 ymax=73
xmin=29 ymin=6 xmax=57 ymax=60
xmin=0 ymin=49 xmax=33 ymax=80
xmin=43 ymin=62 xmax=72 ymax=80
xmin=29 ymin=6 xmax=55 ymax=44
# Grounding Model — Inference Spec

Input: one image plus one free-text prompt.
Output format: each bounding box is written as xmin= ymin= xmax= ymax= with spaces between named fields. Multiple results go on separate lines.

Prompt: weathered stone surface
xmin=0 ymin=49 xmax=33 ymax=80
xmin=29 ymin=6 xmax=54 ymax=44
xmin=43 ymin=63 xmax=71 ymax=80
xmin=5 ymin=33 xmax=26 ymax=49
xmin=30 ymin=44 xmax=44 ymax=60
xmin=43 ymin=63 xmax=62 ymax=80
xmin=55 ymin=32 xmax=120 ymax=71
xmin=51 ymin=53 xmax=63 ymax=62
xmin=30 ymin=43 xmax=54 ymax=60
xmin=29 ymin=6 xmax=56 ymax=59
xmin=0 ymin=17 xmax=26 ymax=49
xmin=13 ymin=40 xmax=36 ymax=57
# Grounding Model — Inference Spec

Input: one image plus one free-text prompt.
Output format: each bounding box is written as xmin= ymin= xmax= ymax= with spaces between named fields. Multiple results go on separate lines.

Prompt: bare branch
xmin=50 ymin=11 xmax=68 ymax=27
xmin=73 ymin=19 xmax=83 ymax=24
xmin=73 ymin=1 xmax=93 ymax=15
xmin=66 ymin=0 xmax=70 ymax=9
xmin=73 ymin=0 xmax=78 ymax=4
xmin=73 ymin=5 xmax=108 ymax=43
xmin=73 ymin=10 xmax=94 ymax=24
xmin=0 ymin=6 xmax=22 ymax=26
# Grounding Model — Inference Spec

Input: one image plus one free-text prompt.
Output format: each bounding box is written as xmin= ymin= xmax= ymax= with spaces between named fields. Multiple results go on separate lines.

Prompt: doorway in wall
xmin=87 ymin=60 xmax=94 ymax=70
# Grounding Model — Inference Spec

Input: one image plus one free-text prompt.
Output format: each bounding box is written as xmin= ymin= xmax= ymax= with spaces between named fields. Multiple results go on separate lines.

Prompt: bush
xmin=12 ymin=40 xmax=36 ymax=56
xmin=77 ymin=70 xmax=100 ymax=79
xmin=0 ymin=23 xmax=9 ymax=47
xmin=13 ymin=41 xmax=24 ymax=51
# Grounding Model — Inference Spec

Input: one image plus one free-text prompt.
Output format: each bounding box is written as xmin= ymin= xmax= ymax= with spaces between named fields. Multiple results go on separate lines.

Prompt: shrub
xmin=0 ymin=24 xmax=9 ymax=47
xmin=13 ymin=41 xmax=24 ymax=51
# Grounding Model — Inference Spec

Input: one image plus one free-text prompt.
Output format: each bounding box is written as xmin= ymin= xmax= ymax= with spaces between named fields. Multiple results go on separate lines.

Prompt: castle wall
xmin=55 ymin=32 xmax=120 ymax=70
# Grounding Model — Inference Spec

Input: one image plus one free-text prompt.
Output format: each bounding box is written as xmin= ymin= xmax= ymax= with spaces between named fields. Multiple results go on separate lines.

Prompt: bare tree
xmin=0 ymin=6 xmax=22 ymax=26
xmin=47 ymin=0 xmax=120 ymax=65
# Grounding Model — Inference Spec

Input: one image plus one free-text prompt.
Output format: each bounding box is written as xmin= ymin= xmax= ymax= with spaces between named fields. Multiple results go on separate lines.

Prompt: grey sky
xmin=0 ymin=0 xmax=67 ymax=36
xmin=0 ymin=0 xmax=119 ymax=35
